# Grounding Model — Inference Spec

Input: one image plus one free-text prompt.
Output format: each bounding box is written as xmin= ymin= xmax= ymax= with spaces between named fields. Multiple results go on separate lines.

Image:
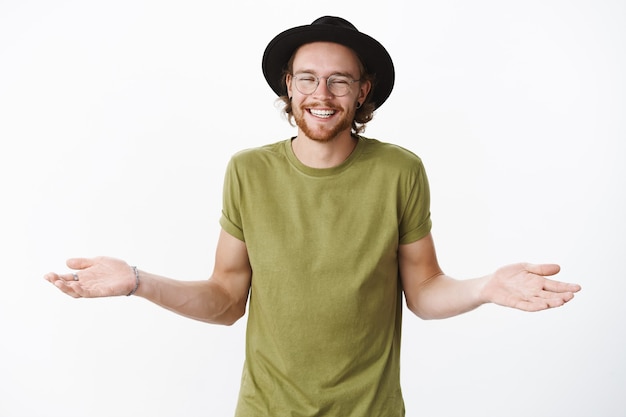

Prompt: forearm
xmin=134 ymin=271 xmax=246 ymax=325
xmin=46 ymin=233 xmax=252 ymax=323
xmin=406 ymin=273 xmax=489 ymax=320
xmin=399 ymin=235 xmax=579 ymax=319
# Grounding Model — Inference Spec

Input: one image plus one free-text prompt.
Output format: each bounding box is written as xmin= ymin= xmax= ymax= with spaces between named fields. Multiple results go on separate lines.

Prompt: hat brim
xmin=262 ymin=23 xmax=395 ymax=109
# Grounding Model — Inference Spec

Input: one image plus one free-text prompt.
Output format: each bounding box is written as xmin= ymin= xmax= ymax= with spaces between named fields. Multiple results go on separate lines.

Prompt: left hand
xmin=44 ymin=257 xmax=136 ymax=298
xmin=481 ymin=263 xmax=581 ymax=312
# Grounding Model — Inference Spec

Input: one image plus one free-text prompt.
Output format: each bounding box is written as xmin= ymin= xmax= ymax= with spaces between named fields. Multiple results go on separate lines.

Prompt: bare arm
xmin=44 ymin=229 xmax=252 ymax=325
xmin=399 ymin=233 xmax=581 ymax=320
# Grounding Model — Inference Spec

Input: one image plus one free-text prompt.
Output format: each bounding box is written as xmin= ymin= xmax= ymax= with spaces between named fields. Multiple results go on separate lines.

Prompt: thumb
xmin=525 ymin=263 xmax=561 ymax=277
xmin=66 ymin=257 xmax=96 ymax=270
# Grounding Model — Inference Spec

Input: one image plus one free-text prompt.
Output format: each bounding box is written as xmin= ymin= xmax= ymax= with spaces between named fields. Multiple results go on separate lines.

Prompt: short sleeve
xmin=219 ymin=157 xmax=245 ymax=241
xmin=398 ymin=159 xmax=432 ymax=244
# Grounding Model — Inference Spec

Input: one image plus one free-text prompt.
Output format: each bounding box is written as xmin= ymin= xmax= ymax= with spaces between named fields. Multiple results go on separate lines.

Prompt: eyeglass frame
xmin=290 ymin=72 xmax=362 ymax=97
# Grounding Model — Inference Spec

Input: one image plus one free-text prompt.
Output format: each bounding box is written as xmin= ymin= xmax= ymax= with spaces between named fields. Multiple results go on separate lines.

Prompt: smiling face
xmin=286 ymin=42 xmax=371 ymax=143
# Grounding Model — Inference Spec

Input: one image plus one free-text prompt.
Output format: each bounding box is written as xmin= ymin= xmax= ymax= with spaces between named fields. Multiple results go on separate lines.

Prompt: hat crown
xmin=310 ymin=16 xmax=358 ymax=32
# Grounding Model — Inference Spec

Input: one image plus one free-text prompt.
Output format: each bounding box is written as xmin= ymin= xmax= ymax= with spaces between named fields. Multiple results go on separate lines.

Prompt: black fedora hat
xmin=262 ymin=16 xmax=395 ymax=109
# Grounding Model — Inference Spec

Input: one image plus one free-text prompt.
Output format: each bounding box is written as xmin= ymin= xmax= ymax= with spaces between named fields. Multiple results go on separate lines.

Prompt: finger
xmin=52 ymin=279 xmax=82 ymax=298
xmin=542 ymin=293 xmax=575 ymax=308
xmin=44 ymin=272 xmax=73 ymax=283
xmin=542 ymin=278 xmax=582 ymax=294
xmin=515 ymin=299 xmax=550 ymax=312
xmin=44 ymin=272 xmax=84 ymax=298
xmin=52 ymin=271 xmax=81 ymax=282
xmin=517 ymin=294 xmax=572 ymax=312
xmin=540 ymin=290 xmax=576 ymax=306
xmin=43 ymin=272 xmax=59 ymax=283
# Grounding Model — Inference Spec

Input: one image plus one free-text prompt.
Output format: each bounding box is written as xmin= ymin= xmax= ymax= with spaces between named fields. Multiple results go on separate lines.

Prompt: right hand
xmin=44 ymin=256 xmax=137 ymax=298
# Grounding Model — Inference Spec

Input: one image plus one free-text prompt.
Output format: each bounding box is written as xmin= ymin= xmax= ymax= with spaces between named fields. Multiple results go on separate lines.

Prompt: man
xmin=45 ymin=16 xmax=581 ymax=417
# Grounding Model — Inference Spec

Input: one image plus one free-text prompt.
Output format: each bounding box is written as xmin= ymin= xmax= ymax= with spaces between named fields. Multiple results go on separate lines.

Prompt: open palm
xmin=482 ymin=263 xmax=580 ymax=312
xmin=44 ymin=256 xmax=136 ymax=298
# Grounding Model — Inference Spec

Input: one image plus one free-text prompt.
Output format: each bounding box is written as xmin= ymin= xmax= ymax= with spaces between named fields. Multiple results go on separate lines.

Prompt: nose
xmin=312 ymin=77 xmax=333 ymax=98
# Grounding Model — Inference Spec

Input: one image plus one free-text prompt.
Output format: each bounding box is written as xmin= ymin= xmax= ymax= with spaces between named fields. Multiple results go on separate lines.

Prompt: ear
xmin=285 ymin=73 xmax=294 ymax=98
xmin=358 ymin=79 xmax=372 ymax=104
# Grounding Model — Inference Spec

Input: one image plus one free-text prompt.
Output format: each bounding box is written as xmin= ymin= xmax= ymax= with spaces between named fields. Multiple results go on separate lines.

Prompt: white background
xmin=1 ymin=1 xmax=624 ymax=416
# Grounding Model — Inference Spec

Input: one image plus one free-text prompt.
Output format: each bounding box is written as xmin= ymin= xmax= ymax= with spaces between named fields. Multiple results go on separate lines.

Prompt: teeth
xmin=310 ymin=109 xmax=335 ymax=118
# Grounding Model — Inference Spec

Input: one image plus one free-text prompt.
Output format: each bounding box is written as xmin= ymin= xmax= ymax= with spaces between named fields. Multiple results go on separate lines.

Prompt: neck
xmin=292 ymin=130 xmax=358 ymax=169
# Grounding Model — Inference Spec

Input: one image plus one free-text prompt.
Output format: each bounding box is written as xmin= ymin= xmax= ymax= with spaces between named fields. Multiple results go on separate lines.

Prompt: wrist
xmin=127 ymin=266 xmax=140 ymax=296
xmin=474 ymin=274 xmax=493 ymax=305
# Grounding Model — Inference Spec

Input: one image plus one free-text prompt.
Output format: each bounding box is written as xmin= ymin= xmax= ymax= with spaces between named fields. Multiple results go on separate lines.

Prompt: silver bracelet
xmin=127 ymin=266 xmax=140 ymax=296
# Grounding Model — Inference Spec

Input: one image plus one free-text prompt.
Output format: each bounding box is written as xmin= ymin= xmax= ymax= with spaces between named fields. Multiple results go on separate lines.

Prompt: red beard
xmin=293 ymin=101 xmax=355 ymax=142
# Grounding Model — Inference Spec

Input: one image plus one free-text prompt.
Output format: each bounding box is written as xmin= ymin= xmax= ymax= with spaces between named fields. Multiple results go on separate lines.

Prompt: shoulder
xmin=228 ymin=139 xmax=290 ymax=170
xmin=358 ymin=136 xmax=425 ymax=171
xmin=231 ymin=139 xmax=288 ymax=161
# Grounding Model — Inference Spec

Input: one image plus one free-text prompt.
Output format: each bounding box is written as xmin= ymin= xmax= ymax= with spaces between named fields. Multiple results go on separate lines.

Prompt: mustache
xmin=300 ymin=101 xmax=343 ymax=110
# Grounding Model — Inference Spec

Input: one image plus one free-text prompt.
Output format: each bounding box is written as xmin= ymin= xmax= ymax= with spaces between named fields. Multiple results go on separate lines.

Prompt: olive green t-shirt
xmin=219 ymin=136 xmax=432 ymax=417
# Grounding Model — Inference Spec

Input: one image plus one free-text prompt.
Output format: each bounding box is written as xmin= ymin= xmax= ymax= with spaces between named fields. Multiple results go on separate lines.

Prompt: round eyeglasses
xmin=292 ymin=73 xmax=360 ymax=97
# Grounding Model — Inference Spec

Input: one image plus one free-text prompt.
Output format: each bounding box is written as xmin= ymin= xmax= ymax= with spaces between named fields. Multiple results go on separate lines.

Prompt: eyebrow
xmin=293 ymin=69 xmax=356 ymax=78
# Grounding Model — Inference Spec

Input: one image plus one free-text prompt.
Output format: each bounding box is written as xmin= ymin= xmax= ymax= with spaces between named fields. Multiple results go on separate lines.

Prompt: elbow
xmin=406 ymin=298 xmax=445 ymax=320
xmin=219 ymin=303 xmax=246 ymax=326
xmin=406 ymin=302 xmax=436 ymax=321
xmin=409 ymin=310 xmax=444 ymax=321
xmin=202 ymin=276 xmax=249 ymax=326
xmin=204 ymin=299 xmax=247 ymax=326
